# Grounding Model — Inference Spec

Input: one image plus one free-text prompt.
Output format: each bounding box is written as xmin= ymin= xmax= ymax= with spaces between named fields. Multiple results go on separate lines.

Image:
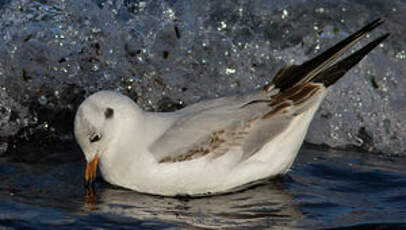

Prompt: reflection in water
xmin=84 ymin=189 xmax=97 ymax=210
xmin=90 ymin=181 xmax=302 ymax=229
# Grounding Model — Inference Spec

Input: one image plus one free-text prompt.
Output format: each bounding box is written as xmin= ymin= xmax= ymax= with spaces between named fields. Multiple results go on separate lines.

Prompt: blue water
xmin=1 ymin=142 xmax=405 ymax=229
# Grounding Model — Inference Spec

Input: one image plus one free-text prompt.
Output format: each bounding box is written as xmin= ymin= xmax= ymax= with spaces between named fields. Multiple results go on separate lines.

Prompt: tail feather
xmin=269 ymin=18 xmax=387 ymax=91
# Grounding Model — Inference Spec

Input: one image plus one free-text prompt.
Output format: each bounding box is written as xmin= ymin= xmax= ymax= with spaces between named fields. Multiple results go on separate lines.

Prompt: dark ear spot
xmin=104 ymin=108 xmax=114 ymax=119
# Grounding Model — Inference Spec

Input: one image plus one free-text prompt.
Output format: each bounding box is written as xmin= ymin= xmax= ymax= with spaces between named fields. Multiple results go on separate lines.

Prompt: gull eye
xmin=89 ymin=134 xmax=101 ymax=143
xmin=105 ymin=107 xmax=114 ymax=119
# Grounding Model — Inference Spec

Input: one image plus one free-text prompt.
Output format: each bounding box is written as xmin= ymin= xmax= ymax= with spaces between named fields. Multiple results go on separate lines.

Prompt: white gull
xmin=74 ymin=19 xmax=388 ymax=196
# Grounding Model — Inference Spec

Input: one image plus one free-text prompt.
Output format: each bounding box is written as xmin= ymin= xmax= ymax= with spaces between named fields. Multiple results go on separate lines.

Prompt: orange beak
xmin=84 ymin=154 xmax=99 ymax=189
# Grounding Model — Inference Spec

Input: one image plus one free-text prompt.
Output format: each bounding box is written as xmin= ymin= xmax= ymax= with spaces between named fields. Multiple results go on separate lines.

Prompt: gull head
xmin=74 ymin=90 xmax=139 ymax=188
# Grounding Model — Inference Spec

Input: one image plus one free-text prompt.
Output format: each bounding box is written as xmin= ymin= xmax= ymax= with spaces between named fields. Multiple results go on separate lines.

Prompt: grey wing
xmin=148 ymin=83 xmax=323 ymax=163
xmin=149 ymin=18 xmax=388 ymax=163
xmin=148 ymin=91 xmax=268 ymax=162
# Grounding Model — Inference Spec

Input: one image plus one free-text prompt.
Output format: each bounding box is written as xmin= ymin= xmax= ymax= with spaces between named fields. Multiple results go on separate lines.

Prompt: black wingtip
xmin=271 ymin=18 xmax=386 ymax=91
xmin=356 ymin=18 xmax=384 ymax=36
xmin=305 ymin=17 xmax=386 ymax=73
xmin=313 ymin=32 xmax=390 ymax=87
xmin=365 ymin=18 xmax=384 ymax=32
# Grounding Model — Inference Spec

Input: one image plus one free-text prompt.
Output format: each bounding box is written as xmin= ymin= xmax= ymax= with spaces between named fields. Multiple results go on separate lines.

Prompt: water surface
xmin=1 ymin=142 xmax=405 ymax=229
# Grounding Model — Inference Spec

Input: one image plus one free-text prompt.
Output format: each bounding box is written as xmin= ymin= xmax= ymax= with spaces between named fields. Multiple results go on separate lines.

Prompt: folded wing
xmin=149 ymin=18 xmax=388 ymax=163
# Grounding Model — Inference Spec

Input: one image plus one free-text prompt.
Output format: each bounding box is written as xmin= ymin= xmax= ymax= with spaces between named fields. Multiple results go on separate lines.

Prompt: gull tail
xmin=267 ymin=18 xmax=389 ymax=92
